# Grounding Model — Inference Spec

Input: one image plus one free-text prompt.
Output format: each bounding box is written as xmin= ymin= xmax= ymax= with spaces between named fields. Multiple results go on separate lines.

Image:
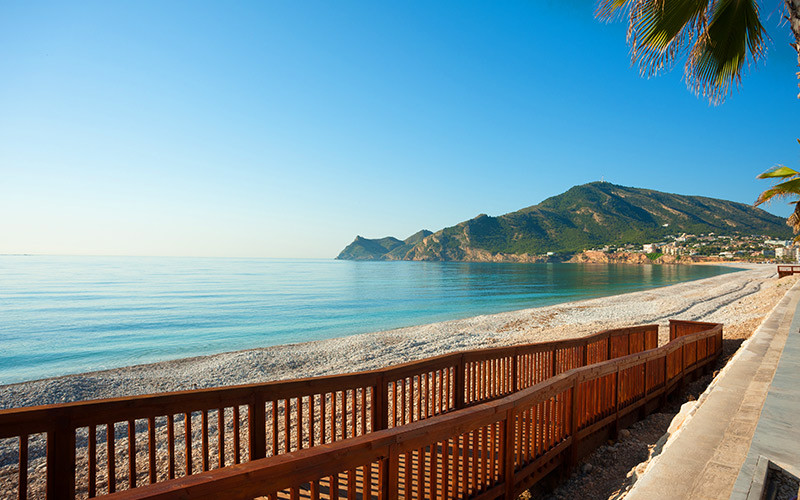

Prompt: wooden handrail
xmin=101 ymin=322 xmax=723 ymax=500
xmin=1 ymin=322 xmax=667 ymax=499
xmin=669 ymin=319 xmax=720 ymax=341
xmin=777 ymin=265 xmax=800 ymax=278
xmin=0 ymin=325 xmax=657 ymax=438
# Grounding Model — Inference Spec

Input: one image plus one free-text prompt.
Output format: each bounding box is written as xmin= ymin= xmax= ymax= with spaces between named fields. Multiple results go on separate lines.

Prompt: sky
xmin=2 ymin=1 xmax=799 ymax=259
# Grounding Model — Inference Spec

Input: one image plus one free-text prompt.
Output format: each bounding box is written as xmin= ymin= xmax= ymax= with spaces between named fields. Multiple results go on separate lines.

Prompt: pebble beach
xmin=2 ymin=263 xmax=797 ymax=499
xmin=1 ymin=263 xmax=790 ymax=410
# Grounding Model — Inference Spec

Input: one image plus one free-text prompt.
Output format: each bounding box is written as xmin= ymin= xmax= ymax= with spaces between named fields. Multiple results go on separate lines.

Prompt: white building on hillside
xmin=775 ymin=246 xmax=797 ymax=261
xmin=643 ymin=243 xmax=659 ymax=253
xmin=662 ymin=243 xmax=685 ymax=256
xmin=767 ymin=240 xmax=791 ymax=247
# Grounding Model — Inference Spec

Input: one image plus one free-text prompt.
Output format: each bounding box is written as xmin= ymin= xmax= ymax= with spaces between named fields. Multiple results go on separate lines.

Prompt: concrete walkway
xmin=730 ymin=281 xmax=800 ymax=498
xmin=625 ymin=280 xmax=800 ymax=500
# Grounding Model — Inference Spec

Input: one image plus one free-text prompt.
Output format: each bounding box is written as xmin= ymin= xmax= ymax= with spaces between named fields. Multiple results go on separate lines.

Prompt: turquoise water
xmin=0 ymin=256 xmax=739 ymax=384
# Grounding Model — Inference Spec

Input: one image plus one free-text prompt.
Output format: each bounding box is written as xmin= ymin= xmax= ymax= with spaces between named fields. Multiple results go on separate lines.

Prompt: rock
xmin=619 ymin=429 xmax=631 ymax=440
xmin=667 ymin=411 xmax=688 ymax=434
xmin=582 ymin=463 xmax=593 ymax=474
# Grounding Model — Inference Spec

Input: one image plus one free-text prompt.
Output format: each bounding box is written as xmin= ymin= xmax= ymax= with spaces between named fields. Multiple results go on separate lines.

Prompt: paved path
xmin=730 ymin=281 xmax=800 ymax=498
xmin=625 ymin=280 xmax=800 ymax=500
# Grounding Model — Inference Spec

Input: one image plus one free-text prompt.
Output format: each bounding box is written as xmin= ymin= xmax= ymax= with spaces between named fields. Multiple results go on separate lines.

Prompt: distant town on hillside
xmin=601 ymin=233 xmax=799 ymax=263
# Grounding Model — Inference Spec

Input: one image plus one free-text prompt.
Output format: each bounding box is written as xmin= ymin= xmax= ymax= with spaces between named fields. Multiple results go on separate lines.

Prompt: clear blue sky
xmin=2 ymin=1 xmax=799 ymax=258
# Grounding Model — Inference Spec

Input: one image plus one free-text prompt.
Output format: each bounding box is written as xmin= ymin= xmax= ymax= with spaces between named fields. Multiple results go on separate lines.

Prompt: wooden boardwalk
xmin=0 ymin=321 xmax=722 ymax=500
xmin=268 ymin=410 xmax=559 ymax=500
xmin=778 ymin=265 xmax=800 ymax=278
xmin=269 ymin=434 xmax=504 ymax=500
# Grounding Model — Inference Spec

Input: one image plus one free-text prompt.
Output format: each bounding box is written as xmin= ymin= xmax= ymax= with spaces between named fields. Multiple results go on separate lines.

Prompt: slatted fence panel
xmin=1 ymin=322 xmax=715 ymax=500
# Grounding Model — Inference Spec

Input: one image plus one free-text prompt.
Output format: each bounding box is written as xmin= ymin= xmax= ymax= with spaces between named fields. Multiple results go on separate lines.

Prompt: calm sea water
xmin=0 ymin=256 xmax=739 ymax=384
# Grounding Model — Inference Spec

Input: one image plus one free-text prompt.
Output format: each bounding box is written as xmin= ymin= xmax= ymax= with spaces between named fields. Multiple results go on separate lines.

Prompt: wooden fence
xmin=777 ymin=265 xmax=800 ymax=278
xmin=102 ymin=320 xmax=721 ymax=500
xmin=0 ymin=322 xmax=720 ymax=500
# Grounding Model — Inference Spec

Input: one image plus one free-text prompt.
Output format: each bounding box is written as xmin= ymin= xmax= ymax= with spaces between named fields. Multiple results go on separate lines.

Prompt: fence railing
xmin=1 ymin=323 xmax=664 ymax=499
xmin=97 ymin=320 xmax=722 ymax=500
xmin=777 ymin=265 xmax=800 ymax=278
xmin=669 ymin=319 xmax=720 ymax=341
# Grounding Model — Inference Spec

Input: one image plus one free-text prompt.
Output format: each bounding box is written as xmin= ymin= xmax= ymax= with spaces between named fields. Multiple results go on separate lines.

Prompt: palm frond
xmin=788 ymin=205 xmax=800 ymax=229
xmin=686 ymin=0 xmax=768 ymax=104
xmin=755 ymin=178 xmax=800 ymax=206
xmin=596 ymin=0 xmax=636 ymax=22
xmin=757 ymin=165 xmax=800 ymax=179
xmin=788 ymin=203 xmax=800 ymax=240
xmin=629 ymin=0 xmax=710 ymax=76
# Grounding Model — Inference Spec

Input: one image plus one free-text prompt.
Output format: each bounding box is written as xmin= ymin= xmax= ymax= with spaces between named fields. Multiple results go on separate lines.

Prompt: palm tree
xmin=596 ymin=0 xmax=800 ymax=104
xmin=755 ymin=139 xmax=800 ymax=240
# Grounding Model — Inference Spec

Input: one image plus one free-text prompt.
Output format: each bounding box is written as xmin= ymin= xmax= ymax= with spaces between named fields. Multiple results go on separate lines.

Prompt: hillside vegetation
xmin=336 ymin=182 xmax=791 ymax=261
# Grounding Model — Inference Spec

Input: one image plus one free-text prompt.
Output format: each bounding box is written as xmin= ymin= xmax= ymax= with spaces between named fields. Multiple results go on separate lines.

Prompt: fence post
xmin=613 ymin=368 xmax=621 ymax=440
xmin=675 ymin=340 xmax=686 ymax=395
xmin=503 ymin=409 xmax=516 ymax=500
xmin=454 ymin=355 xmax=465 ymax=409
xmin=511 ymin=349 xmax=519 ymax=393
xmin=641 ymin=358 xmax=649 ymax=419
xmin=248 ymin=394 xmax=266 ymax=460
xmin=551 ymin=349 xmax=557 ymax=377
xmin=568 ymin=377 xmax=580 ymax=469
xmin=681 ymin=340 xmax=687 ymax=382
xmin=46 ymin=415 xmax=75 ymax=500
xmin=383 ymin=445 xmax=398 ymax=500
xmin=661 ymin=353 xmax=668 ymax=407
xmin=374 ymin=375 xmax=388 ymax=431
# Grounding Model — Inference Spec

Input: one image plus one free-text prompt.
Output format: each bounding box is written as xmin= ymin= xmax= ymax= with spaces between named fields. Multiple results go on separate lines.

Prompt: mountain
xmin=337 ymin=230 xmax=433 ymax=260
xmin=336 ymin=182 xmax=791 ymax=261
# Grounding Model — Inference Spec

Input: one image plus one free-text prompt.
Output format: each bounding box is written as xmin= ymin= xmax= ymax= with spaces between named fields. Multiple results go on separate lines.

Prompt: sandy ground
xmin=1 ymin=263 xmax=795 ymax=499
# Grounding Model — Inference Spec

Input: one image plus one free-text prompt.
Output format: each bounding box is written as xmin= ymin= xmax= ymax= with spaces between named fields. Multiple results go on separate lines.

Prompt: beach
xmin=1 ymin=263 xmax=792 ymax=410
xmin=2 ymin=263 xmax=797 ymax=499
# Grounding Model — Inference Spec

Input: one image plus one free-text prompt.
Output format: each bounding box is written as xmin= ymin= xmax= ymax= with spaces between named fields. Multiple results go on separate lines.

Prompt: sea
xmin=0 ymin=256 xmax=740 ymax=385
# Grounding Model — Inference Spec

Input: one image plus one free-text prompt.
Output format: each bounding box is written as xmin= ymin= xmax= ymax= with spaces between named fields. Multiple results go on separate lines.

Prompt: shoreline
xmin=0 ymin=259 xmax=742 ymax=389
xmin=0 ymin=263 xmax=787 ymax=411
